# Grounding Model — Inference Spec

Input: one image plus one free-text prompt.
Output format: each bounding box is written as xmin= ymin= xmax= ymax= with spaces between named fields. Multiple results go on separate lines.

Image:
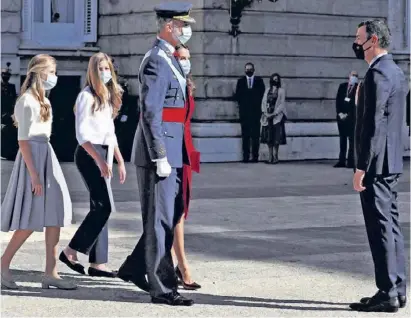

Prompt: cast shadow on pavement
xmin=1 ymin=270 xmax=352 ymax=312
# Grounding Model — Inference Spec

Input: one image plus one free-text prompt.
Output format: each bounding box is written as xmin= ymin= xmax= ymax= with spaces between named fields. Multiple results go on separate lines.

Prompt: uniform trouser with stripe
xmin=123 ymin=166 xmax=183 ymax=297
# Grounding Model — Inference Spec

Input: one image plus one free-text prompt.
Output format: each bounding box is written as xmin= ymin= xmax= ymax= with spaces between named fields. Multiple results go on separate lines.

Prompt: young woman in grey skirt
xmin=59 ymin=52 xmax=126 ymax=277
xmin=1 ymin=54 xmax=76 ymax=290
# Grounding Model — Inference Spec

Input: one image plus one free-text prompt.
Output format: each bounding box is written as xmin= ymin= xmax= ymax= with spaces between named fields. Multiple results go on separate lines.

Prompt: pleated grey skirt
xmin=1 ymin=136 xmax=72 ymax=232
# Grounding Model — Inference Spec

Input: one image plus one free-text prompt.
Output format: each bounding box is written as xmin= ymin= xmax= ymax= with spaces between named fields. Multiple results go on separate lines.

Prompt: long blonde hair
xmin=83 ymin=52 xmax=123 ymax=117
xmin=15 ymin=54 xmax=56 ymax=125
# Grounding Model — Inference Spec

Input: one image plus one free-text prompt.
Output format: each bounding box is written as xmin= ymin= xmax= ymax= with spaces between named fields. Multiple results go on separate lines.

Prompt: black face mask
xmin=352 ymin=38 xmax=372 ymax=60
xmin=270 ymin=79 xmax=279 ymax=87
xmin=245 ymin=70 xmax=254 ymax=77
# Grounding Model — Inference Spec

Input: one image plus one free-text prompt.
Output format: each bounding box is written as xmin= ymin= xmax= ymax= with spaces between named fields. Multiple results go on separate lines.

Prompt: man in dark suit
xmin=1 ymin=64 xmax=18 ymax=160
xmin=117 ymin=2 xmax=195 ymax=307
xmin=350 ymin=19 xmax=407 ymax=313
xmin=235 ymin=62 xmax=265 ymax=162
xmin=334 ymin=70 xmax=359 ymax=168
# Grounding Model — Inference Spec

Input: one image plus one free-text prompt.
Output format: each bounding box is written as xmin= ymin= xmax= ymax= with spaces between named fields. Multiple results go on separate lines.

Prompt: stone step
xmin=195 ymin=77 xmax=345 ymax=100
xmin=98 ymin=10 xmax=368 ymax=37
xmin=204 ymin=0 xmax=386 ymax=17
xmin=99 ymin=0 xmax=205 ymax=15
xmin=99 ymin=32 xmax=356 ymax=57
xmin=193 ymin=99 xmax=337 ymax=121
xmin=98 ymin=0 xmax=386 ymax=18
xmin=194 ymin=136 xmax=341 ymax=161
xmin=114 ymin=54 xmax=369 ymax=79
xmin=194 ymin=135 xmax=411 ymax=162
xmin=191 ymin=122 xmax=339 ymax=138
xmin=196 ymin=55 xmax=369 ymax=78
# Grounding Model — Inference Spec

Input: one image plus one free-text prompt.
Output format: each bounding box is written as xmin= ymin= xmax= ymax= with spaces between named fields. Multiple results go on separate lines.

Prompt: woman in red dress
xmin=171 ymin=44 xmax=201 ymax=290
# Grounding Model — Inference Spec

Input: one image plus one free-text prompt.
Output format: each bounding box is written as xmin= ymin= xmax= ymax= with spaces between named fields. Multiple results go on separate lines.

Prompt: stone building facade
xmin=2 ymin=0 xmax=410 ymax=162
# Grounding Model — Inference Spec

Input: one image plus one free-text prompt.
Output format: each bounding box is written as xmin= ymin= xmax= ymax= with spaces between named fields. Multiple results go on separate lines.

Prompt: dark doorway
xmin=20 ymin=75 xmax=81 ymax=162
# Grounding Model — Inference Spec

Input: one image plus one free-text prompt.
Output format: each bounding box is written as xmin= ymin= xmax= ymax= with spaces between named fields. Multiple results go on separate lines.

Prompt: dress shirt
xmin=369 ymin=52 xmax=388 ymax=67
xmin=246 ymin=75 xmax=254 ymax=89
xmin=75 ymin=86 xmax=118 ymax=146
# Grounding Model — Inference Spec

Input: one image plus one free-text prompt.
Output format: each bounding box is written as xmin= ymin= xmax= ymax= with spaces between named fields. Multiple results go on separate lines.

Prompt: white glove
xmin=155 ymin=157 xmax=172 ymax=177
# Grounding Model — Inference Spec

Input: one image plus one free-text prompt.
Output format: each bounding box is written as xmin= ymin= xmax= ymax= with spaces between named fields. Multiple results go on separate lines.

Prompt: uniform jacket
xmin=131 ymin=39 xmax=188 ymax=168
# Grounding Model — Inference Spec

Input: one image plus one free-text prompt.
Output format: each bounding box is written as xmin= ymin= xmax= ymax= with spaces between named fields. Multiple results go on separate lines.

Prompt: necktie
xmin=248 ymin=78 xmax=252 ymax=89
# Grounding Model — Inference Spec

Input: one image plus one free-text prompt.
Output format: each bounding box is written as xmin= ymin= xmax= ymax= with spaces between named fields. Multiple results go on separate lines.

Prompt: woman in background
xmin=1 ymin=54 xmax=75 ymax=290
xmin=260 ymin=73 xmax=287 ymax=164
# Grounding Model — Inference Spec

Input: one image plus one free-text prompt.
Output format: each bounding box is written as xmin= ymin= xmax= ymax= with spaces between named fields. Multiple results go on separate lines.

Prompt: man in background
xmin=235 ymin=62 xmax=265 ymax=163
xmin=334 ymin=70 xmax=358 ymax=168
xmin=1 ymin=63 xmax=18 ymax=160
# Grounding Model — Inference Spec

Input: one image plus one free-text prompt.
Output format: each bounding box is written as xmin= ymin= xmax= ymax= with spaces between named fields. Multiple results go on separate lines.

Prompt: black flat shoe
xmin=151 ymin=291 xmax=194 ymax=306
xmin=59 ymin=251 xmax=85 ymax=275
xmin=88 ymin=267 xmax=118 ymax=278
xmin=175 ymin=267 xmax=201 ymax=290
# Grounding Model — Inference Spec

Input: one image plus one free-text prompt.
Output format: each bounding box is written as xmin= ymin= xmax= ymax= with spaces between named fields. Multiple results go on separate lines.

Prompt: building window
xmin=22 ymin=0 xmax=97 ymax=48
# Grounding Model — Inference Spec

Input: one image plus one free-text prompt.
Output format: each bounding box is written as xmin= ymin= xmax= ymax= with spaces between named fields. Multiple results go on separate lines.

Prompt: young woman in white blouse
xmin=1 ymin=54 xmax=76 ymax=290
xmin=59 ymin=52 xmax=126 ymax=277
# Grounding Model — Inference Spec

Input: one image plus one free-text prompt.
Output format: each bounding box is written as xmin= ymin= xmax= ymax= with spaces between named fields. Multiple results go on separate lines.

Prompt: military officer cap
xmin=154 ymin=2 xmax=196 ymax=24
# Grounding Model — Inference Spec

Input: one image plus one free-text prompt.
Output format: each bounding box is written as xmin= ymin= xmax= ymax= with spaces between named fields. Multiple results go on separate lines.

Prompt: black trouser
xmin=337 ymin=120 xmax=354 ymax=165
xmin=69 ymin=145 xmax=112 ymax=258
xmin=120 ymin=167 xmax=183 ymax=297
xmin=360 ymin=173 xmax=406 ymax=298
xmin=240 ymin=120 xmax=261 ymax=161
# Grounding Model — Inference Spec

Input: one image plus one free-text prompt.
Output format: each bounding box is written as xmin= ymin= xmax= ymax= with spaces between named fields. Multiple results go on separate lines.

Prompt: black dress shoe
xmin=88 ymin=267 xmax=118 ymax=278
xmin=175 ymin=267 xmax=201 ymax=290
xmin=59 ymin=251 xmax=85 ymax=275
xmin=361 ymin=294 xmax=407 ymax=308
xmin=151 ymin=291 xmax=194 ymax=306
xmin=117 ymin=264 xmax=149 ymax=292
xmin=350 ymin=295 xmax=399 ymax=312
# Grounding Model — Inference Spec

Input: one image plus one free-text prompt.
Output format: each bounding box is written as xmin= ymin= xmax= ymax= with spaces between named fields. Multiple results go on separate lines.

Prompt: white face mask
xmin=178 ymin=25 xmax=192 ymax=44
xmin=100 ymin=70 xmax=112 ymax=84
xmin=43 ymin=74 xmax=58 ymax=90
xmin=349 ymin=76 xmax=358 ymax=85
xmin=179 ymin=59 xmax=191 ymax=75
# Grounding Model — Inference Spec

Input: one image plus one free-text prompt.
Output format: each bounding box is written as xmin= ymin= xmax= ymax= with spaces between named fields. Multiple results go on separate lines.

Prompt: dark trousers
xmin=240 ymin=120 xmax=261 ymax=161
xmin=360 ymin=173 xmax=406 ymax=298
xmin=69 ymin=145 xmax=112 ymax=259
xmin=122 ymin=167 xmax=183 ymax=297
xmin=337 ymin=120 xmax=354 ymax=165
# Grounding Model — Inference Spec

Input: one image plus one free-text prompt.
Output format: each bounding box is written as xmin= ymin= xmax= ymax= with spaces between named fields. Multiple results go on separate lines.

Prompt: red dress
xmin=182 ymin=92 xmax=200 ymax=218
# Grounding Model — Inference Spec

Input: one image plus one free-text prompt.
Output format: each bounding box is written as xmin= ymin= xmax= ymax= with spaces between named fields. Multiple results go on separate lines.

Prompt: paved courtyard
xmin=1 ymin=160 xmax=410 ymax=317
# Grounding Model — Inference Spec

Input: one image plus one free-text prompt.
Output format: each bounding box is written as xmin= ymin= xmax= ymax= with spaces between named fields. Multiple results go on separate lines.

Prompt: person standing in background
xmin=1 ymin=63 xmax=18 ymax=160
xmin=235 ymin=62 xmax=265 ymax=163
xmin=334 ymin=71 xmax=358 ymax=168
xmin=260 ymin=73 xmax=287 ymax=164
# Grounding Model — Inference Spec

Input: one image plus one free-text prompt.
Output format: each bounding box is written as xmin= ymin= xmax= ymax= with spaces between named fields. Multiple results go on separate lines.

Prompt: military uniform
xmin=118 ymin=2 xmax=196 ymax=303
